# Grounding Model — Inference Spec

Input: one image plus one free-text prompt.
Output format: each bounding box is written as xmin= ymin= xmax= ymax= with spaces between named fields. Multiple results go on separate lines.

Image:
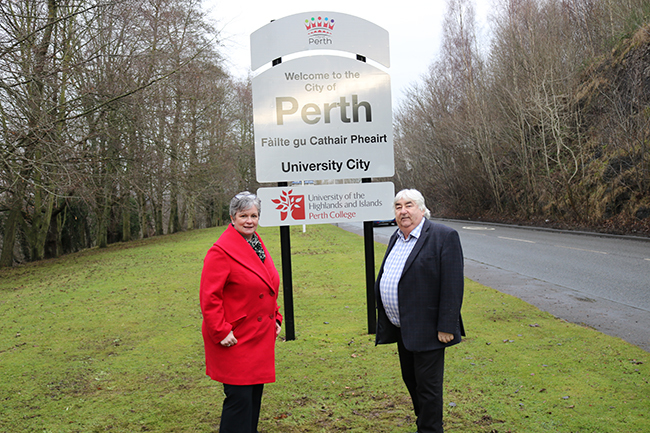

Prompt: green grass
xmin=0 ymin=224 xmax=648 ymax=432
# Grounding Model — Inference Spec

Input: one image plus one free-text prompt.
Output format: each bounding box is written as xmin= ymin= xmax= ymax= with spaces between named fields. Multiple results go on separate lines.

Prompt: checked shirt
xmin=379 ymin=218 xmax=425 ymax=327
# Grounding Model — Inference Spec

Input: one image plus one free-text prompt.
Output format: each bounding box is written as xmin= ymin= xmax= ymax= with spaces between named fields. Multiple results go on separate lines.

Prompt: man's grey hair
xmin=229 ymin=191 xmax=261 ymax=218
xmin=394 ymin=189 xmax=431 ymax=218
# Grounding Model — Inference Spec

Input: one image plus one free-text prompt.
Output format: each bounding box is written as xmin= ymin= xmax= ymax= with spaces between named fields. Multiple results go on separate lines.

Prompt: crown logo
xmin=304 ymin=16 xmax=335 ymax=36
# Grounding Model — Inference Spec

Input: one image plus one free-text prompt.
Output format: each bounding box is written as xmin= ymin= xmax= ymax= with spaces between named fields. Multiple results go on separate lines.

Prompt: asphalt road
xmin=337 ymin=220 xmax=650 ymax=352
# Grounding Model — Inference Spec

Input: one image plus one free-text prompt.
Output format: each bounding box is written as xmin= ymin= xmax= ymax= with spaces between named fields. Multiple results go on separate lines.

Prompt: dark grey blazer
xmin=375 ymin=218 xmax=465 ymax=351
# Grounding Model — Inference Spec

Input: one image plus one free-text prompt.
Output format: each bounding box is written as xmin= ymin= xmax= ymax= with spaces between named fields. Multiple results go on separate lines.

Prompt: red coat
xmin=200 ymin=224 xmax=282 ymax=385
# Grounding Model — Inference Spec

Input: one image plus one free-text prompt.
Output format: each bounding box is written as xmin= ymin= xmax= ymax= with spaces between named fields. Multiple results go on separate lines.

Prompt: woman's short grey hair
xmin=230 ymin=191 xmax=261 ymax=218
xmin=394 ymin=189 xmax=431 ymax=218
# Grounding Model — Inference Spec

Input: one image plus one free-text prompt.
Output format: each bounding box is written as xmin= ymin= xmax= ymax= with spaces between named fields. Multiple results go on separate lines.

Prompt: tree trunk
xmin=0 ymin=196 xmax=22 ymax=268
xmin=97 ymin=192 xmax=110 ymax=248
xmin=25 ymin=190 xmax=55 ymax=261
xmin=122 ymin=195 xmax=132 ymax=242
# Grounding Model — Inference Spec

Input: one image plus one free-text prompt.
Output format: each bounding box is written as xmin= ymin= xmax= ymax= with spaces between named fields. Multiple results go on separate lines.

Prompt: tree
xmin=1 ymin=0 xmax=79 ymax=265
xmin=394 ymin=0 xmax=650 ymax=229
xmin=1 ymin=0 xmax=237 ymax=266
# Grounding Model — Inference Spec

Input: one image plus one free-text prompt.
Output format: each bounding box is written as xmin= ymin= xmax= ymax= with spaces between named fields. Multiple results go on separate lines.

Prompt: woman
xmin=200 ymin=191 xmax=282 ymax=433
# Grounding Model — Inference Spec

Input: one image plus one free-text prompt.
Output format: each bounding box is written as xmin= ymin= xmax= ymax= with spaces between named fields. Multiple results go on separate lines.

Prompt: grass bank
xmin=0 ymin=224 xmax=647 ymax=432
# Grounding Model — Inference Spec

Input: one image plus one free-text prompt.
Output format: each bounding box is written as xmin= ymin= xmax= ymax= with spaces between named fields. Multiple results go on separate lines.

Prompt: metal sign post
xmin=277 ymin=180 xmax=296 ymax=341
xmin=362 ymin=177 xmax=377 ymax=334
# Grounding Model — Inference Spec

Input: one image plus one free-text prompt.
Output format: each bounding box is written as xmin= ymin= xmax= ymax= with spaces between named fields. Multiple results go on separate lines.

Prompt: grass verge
xmin=0 ymin=224 xmax=647 ymax=432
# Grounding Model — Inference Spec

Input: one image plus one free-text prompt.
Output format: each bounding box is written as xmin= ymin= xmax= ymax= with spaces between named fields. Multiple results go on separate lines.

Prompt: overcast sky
xmin=203 ymin=0 xmax=493 ymax=104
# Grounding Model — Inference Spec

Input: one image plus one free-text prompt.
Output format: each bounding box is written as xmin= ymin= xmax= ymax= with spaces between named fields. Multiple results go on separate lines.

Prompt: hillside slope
xmin=575 ymin=24 xmax=650 ymax=236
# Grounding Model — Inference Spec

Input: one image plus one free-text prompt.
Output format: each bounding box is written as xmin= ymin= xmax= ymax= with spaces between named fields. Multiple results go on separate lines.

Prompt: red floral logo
xmin=272 ymin=190 xmax=305 ymax=221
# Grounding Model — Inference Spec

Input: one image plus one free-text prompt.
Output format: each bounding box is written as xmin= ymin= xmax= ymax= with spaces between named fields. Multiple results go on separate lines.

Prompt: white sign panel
xmin=250 ymin=11 xmax=390 ymax=70
xmin=252 ymin=55 xmax=393 ymax=182
xmin=257 ymin=182 xmax=395 ymax=227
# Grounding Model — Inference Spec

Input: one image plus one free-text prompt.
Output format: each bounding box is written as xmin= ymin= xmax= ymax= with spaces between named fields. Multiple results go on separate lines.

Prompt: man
xmin=375 ymin=189 xmax=465 ymax=433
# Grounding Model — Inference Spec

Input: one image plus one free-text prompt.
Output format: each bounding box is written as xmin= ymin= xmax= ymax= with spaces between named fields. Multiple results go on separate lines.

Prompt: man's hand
xmin=438 ymin=332 xmax=454 ymax=343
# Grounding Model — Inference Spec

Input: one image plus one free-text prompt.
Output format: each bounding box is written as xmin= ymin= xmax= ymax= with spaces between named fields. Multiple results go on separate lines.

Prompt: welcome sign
xmin=251 ymin=12 xmax=394 ymax=183
xmin=250 ymin=11 xmax=394 ymax=226
xmin=250 ymin=12 xmax=392 ymax=335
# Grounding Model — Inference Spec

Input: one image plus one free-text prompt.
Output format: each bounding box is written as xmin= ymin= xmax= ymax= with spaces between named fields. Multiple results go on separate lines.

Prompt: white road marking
xmin=555 ymin=245 xmax=608 ymax=255
xmin=498 ymin=236 xmax=536 ymax=243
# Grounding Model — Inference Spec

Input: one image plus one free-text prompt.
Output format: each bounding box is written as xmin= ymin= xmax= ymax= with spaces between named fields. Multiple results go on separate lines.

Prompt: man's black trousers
xmin=397 ymin=333 xmax=446 ymax=433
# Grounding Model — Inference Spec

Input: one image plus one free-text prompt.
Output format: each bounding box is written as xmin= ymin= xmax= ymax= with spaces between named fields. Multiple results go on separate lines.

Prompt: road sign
xmin=251 ymin=11 xmax=393 ymax=183
xmin=250 ymin=11 xmax=394 ymax=338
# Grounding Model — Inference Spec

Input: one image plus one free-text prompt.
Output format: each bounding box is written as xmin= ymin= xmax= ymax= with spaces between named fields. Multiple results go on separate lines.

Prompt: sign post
xmin=250 ymin=11 xmax=393 ymax=338
xmin=277 ymin=182 xmax=295 ymax=341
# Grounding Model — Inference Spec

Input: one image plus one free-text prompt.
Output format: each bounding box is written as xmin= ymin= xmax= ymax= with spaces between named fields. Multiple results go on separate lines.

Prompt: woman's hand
xmin=220 ymin=331 xmax=237 ymax=347
xmin=275 ymin=322 xmax=282 ymax=339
